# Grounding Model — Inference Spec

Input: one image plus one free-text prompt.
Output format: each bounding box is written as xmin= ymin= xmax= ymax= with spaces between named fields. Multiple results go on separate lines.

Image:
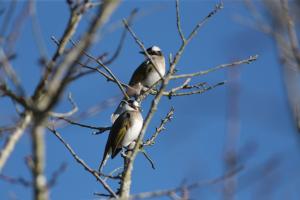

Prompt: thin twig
xmin=48 ymin=128 xmax=117 ymax=198
xmin=105 ymin=8 xmax=138 ymax=65
xmin=144 ymin=107 xmax=174 ymax=146
xmin=0 ymin=84 xmax=30 ymax=110
xmin=58 ymin=117 xmax=111 ymax=134
xmin=176 ymin=0 xmax=185 ymax=42
xmin=171 ymin=55 xmax=258 ymax=79
xmin=103 ymin=167 xmax=123 ymax=182
xmin=70 ymin=39 xmax=130 ymax=100
xmin=52 ymin=0 xmax=93 ymax=61
xmin=167 ymin=81 xmax=225 ymax=97
xmin=47 ymin=162 xmax=67 ymax=188
xmin=49 ymin=93 xmax=78 ymax=118
xmin=186 ymin=2 xmax=223 ymax=44
xmin=61 ymin=8 xmax=139 ymax=83
xmin=0 ymin=48 xmax=25 ymax=95
xmin=130 ymin=166 xmax=244 ymax=200
xmin=140 ymin=149 xmax=155 ymax=170
xmin=0 ymin=0 xmax=17 ymax=40
xmin=0 ymin=174 xmax=31 ymax=187
xmin=77 ymin=64 xmax=130 ymax=89
xmin=0 ymin=126 xmax=15 ymax=135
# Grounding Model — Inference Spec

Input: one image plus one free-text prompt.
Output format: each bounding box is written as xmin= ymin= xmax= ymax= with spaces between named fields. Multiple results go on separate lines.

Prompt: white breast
xmin=122 ymin=112 xmax=143 ymax=147
xmin=143 ymin=57 xmax=166 ymax=87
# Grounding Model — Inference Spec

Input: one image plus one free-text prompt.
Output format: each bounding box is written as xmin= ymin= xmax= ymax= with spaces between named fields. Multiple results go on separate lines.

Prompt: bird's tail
xmin=124 ymin=83 xmax=143 ymax=99
xmin=98 ymin=152 xmax=110 ymax=172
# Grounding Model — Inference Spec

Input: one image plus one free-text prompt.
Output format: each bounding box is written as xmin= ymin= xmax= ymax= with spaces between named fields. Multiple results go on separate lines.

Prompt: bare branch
xmin=29 ymin=0 xmax=48 ymax=62
xmin=280 ymin=0 xmax=300 ymax=68
xmin=5 ymin=1 xmax=31 ymax=54
xmin=0 ymin=126 xmax=15 ymax=136
xmin=48 ymin=128 xmax=117 ymax=198
xmin=52 ymin=0 xmax=92 ymax=61
xmin=171 ymin=55 xmax=258 ymax=79
xmin=0 ymin=0 xmax=17 ymax=41
xmin=165 ymin=78 xmax=191 ymax=94
xmin=0 ymin=174 xmax=31 ymax=188
xmin=186 ymin=2 xmax=223 ymax=43
xmin=49 ymin=93 xmax=78 ymax=118
xmin=0 ymin=84 xmax=30 ymax=110
xmin=103 ymin=167 xmax=123 ymax=182
xmin=175 ymin=0 xmax=186 ymax=43
xmin=0 ymin=113 xmax=32 ymax=173
xmin=130 ymin=166 xmax=244 ymax=200
xmin=0 ymin=48 xmax=25 ymax=95
xmin=47 ymin=162 xmax=67 ymax=188
xmin=70 ymin=39 xmax=130 ymax=100
xmin=75 ymin=63 xmax=130 ymax=89
xmin=144 ymin=107 xmax=174 ymax=146
xmin=140 ymin=150 xmax=155 ymax=170
xmin=33 ymin=0 xmax=121 ymax=112
xmin=31 ymin=124 xmax=48 ymax=200
xmin=104 ymin=8 xmax=138 ymax=65
xmin=166 ymin=81 xmax=225 ymax=97
xmin=28 ymin=2 xmax=121 ymax=200
xmin=57 ymin=117 xmax=111 ymax=134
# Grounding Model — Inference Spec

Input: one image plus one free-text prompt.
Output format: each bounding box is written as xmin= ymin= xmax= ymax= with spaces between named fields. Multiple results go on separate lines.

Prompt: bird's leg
xmin=120 ymin=148 xmax=129 ymax=159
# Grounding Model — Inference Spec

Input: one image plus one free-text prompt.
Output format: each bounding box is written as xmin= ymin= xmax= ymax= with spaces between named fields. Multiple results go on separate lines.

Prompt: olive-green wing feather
xmin=99 ymin=112 xmax=131 ymax=171
xmin=109 ymin=112 xmax=131 ymax=158
xmin=129 ymin=60 xmax=153 ymax=85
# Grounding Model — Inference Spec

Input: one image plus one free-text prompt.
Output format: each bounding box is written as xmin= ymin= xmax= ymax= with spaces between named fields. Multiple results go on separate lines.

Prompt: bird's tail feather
xmin=98 ymin=153 xmax=110 ymax=172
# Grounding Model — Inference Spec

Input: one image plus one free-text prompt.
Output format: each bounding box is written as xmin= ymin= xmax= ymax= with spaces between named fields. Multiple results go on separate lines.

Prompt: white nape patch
xmin=151 ymin=45 xmax=161 ymax=52
xmin=133 ymin=100 xmax=140 ymax=108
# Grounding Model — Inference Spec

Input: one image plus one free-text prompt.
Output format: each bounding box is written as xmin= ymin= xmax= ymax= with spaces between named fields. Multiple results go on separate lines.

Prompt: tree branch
xmin=49 ymin=93 xmax=78 ymax=118
xmin=0 ymin=113 xmax=32 ymax=173
xmin=130 ymin=166 xmax=243 ymax=200
xmin=144 ymin=107 xmax=174 ymax=146
xmin=171 ymin=55 xmax=258 ymax=79
xmin=48 ymin=128 xmax=117 ymax=198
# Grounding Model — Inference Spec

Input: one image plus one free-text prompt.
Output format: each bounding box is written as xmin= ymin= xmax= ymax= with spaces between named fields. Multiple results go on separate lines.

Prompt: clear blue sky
xmin=1 ymin=0 xmax=300 ymax=199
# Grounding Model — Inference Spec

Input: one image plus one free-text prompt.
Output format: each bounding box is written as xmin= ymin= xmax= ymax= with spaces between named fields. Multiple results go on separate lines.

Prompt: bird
xmin=99 ymin=100 xmax=143 ymax=172
xmin=110 ymin=99 xmax=140 ymax=123
xmin=126 ymin=45 xmax=166 ymax=98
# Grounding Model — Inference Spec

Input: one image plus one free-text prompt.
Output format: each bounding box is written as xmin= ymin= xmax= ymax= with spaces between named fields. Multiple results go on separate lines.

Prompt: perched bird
xmin=127 ymin=45 xmax=166 ymax=97
xmin=99 ymin=100 xmax=143 ymax=172
xmin=110 ymin=99 xmax=140 ymax=123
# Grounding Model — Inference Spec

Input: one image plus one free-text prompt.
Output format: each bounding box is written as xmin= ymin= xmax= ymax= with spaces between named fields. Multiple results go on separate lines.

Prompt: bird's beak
xmin=139 ymin=51 xmax=146 ymax=55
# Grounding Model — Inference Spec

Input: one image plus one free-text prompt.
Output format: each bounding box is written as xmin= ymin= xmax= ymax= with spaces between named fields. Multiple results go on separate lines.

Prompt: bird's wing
xmin=110 ymin=112 xmax=131 ymax=158
xmin=129 ymin=60 xmax=153 ymax=85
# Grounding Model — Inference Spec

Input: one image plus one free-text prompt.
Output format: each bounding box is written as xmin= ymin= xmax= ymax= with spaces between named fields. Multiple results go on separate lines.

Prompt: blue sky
xmin=1 ymin=0 xmax=300 ymax=200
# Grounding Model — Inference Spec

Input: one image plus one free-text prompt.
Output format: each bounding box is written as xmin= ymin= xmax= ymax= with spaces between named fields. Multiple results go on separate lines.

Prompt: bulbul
xmin=111 ymin=99 xmax=140 ymax=123
xmin=127 ymin=45 xmax=166 ymax=97
xmin=99 ymin=100 xmax=143 ymax=172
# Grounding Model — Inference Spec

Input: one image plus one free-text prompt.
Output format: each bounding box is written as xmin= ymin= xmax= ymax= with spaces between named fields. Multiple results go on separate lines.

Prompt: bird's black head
xmin=127 ymin=99 xmax=140 ymax=111
xmin=140 ymin=45 xmax=162 ymax=56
